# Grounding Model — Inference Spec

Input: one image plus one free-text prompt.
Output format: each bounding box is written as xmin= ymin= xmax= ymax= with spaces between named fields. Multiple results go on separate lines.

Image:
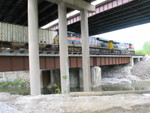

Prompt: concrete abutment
xmin=130 ymin=56 xmax=143 ymax=66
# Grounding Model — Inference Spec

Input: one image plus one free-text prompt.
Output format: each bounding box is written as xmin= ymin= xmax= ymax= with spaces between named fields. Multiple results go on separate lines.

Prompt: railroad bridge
xmin=0 ymin=53 xmax=132 ymax=72
xmin=0 ymin=0 xmax=148 ymax=95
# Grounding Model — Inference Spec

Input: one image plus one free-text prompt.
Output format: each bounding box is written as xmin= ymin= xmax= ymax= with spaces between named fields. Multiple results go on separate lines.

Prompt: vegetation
xmin=135 ymin=50 xmax=147 ymax=55
xmin=0 ymin=88 xmax=29 ymax=95
xmin=0 ymin=79 xmax=27 ymax=88
xmin=135 ymin=41 xmax=150 ymax=55
xmin=48 ymin=83 xmax=61 ymax=94
xmin=62 ymin=75 xmax=68 ymax=80
xmin=0 ymin=79 xmax=29 ymax=95
xmin=143 ymin=41 xmax=150 ymax=54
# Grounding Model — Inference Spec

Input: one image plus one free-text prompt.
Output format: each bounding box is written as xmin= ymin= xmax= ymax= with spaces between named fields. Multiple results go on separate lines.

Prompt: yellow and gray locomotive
xmin=49 ymin=31 xmax=135 ymax=55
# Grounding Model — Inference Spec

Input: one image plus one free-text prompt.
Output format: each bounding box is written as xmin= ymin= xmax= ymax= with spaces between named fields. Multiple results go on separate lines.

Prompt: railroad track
xmin=0 ymin=49 xmax=134 ymax=56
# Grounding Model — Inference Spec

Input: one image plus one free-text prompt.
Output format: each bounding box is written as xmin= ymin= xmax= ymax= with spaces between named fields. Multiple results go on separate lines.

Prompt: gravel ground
xmin=1 ymin=93 xmax=150 ymax=113
xmin=0 ymin=102 xmax=21 ymax=113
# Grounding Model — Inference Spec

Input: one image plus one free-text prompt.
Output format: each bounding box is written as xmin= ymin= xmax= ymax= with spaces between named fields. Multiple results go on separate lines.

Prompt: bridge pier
xmin=70 ymin=69 xmax=80 ymax=91
xmin=130 ymin=57 xmax=134 ymax=66
xmin=79 ymin=68 xmax=83 ymax=90
xmin=58 ymin=3 xmax=70 ymax=94
xmin=130 ymin=56 xmax=143 ymax=66
xmin=91 ymin=66 xmax=101 ymax=88
xmin=79 ymin=66 xmax=102 ymax=90
xmin=81 ymin=10 xmax=91 ymax=92
xmin=28 ymin=0 xmax=41 ymax=95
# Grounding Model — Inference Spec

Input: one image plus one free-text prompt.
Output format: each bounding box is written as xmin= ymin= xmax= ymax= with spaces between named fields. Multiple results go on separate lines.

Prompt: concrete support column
xmin=50 ymin=70 xmax=55 ymax=84
xmin=130 ymin=57 xmax=134 ymax=66
xmin=81 ymin=9 xmax=91 ymax=92
xmin=58 ymin=3 xmax=70 ymax=94
xmin=138 ymin=58 xmax=140 ymax=62
xmin=79 ymin=68 xmax=83 ymax=89
xmin=2 ymin=72 xmax=6 ymax=81
xmin=69 ymin=69 xmax=79 ymax=89
xmin=91 ymin=66 xmax=101 ymax=88
xmin=28 ymin=0 xmax=41 ymax=95
xmin=40 ymin=71 xmax=43 ymax=89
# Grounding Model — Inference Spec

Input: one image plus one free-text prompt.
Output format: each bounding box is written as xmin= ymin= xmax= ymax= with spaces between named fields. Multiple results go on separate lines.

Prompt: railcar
xmin=0 ymin=22 xmax=134 ymax=55
xmin=0 ymin=22 xmax=57 ymax=51
xmin=48 ymin=31 xmax=134 ymax=55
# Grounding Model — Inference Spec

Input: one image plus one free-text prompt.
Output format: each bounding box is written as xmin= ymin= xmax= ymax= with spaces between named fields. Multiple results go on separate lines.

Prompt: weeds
xmin=0 ymin=79 xmax=29 ymax=95
xmin=0 ymin=79 xmax=27 ymax=88
xmin=48 ymin=83 xmax=61 ymax=94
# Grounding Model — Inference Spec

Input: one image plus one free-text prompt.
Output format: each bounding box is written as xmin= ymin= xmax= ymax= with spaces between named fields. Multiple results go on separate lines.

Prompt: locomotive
xmin=0 ymin=22 xmax=134 ymax=55
xmin=46 ymin=31 xmax=135 ymax=55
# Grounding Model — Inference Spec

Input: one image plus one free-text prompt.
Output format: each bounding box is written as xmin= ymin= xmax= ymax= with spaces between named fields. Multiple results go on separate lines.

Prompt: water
xmin=92 ymin=80 xmax=150 ymax=92
xmin=71 ymin=62 xmax=150 ymax=92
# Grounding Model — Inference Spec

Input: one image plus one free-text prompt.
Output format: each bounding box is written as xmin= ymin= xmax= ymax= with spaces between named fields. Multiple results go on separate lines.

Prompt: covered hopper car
xmin=0 ymin=22 xmax=57 ymax=51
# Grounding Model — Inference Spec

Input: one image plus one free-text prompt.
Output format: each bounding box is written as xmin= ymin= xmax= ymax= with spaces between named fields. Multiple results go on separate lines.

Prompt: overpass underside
xmin=67 ymin=0 xmax=150 ymax=35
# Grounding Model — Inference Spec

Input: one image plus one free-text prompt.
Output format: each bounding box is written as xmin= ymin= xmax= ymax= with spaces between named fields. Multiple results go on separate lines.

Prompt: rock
xmin=0 ymin=102 xmax=21 ymax=113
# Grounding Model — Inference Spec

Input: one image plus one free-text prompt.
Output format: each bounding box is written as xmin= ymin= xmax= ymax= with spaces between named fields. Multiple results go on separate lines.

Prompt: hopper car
xmin=0 ymin=22 xmax=57 ymax=52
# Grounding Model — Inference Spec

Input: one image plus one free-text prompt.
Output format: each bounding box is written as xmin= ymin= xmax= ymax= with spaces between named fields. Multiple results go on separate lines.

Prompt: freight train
xmin=46 ymin=31 xmax=135 ymax=55
xmin=0 ymin=22 xmax=134 ymax=55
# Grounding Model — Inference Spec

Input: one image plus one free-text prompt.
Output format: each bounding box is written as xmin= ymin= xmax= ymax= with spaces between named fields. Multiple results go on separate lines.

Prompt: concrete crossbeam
xmin=46 ymin=0 xmax=95 ymax=12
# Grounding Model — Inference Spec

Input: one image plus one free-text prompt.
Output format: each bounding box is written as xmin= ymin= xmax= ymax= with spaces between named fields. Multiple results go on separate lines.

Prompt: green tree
xmin=143 ymin=41 xmax=150 ymax=54
xmin=135 ymin=50 xmax=147 ymax=55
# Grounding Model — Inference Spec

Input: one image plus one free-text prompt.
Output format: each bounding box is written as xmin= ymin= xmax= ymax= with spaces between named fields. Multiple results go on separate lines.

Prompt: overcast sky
xmin=94 ymin=23 xmax=150 ymax=50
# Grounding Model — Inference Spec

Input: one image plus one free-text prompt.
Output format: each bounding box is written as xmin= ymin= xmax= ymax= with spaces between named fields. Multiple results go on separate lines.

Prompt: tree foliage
xmin=135 ymin=50 xmax=147 ymax=55
xmin=143 ymin=41 xmax=150 ymax=54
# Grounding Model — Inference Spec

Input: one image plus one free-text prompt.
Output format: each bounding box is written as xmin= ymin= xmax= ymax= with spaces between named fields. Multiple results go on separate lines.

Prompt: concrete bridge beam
xmin=46 ymin=0 xmax=95 ymax=12
xmin=28 ymin=0 xmax=41 ymax=95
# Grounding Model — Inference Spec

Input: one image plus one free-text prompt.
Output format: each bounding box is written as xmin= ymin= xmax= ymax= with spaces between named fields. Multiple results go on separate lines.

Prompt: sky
xmin=94 ymin=23 xmax=150 ymax=50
